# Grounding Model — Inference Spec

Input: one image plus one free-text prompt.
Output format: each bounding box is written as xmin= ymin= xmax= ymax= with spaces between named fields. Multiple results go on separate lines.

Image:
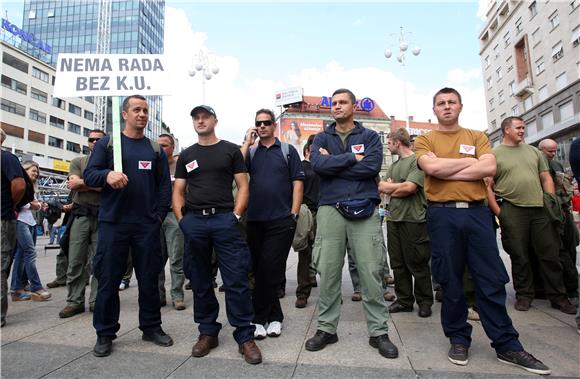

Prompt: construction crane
xmin=94 ymin=0 xmax=111 ymax=132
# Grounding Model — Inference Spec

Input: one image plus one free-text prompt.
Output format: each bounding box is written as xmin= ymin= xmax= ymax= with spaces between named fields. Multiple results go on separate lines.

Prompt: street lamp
xmin=384 ymin=27 xmax=421 ymax=130
xmin=188 ymin=50 xmax=219 ymax=104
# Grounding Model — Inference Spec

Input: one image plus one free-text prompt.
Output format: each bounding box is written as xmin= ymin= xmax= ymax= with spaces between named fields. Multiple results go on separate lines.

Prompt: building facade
xmin=1 ymin=40 xmax=95 ymax=174
xmin=478 ymin=0 xmax=580 ymax=165
xmin=20 ymin=0 xmax=165 ymax=138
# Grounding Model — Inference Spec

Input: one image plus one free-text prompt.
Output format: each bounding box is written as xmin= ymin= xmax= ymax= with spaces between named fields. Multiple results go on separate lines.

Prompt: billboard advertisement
xmin=275 ymin=87 xmax=303 ymax=106
xmin=278 ymin=117 xmax=325 ymax=158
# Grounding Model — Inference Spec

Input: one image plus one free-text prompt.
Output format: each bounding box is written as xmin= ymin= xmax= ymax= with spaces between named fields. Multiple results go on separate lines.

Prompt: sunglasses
xmin=88 ymin=138 xmax=101 ymax=143
xmin=255 ymin=120 xmax=273 ymax=127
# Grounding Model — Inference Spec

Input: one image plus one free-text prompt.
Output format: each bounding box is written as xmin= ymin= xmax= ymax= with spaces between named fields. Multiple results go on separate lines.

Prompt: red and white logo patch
xmin=138 ymin=161 xmax=152 ymax=170
xmin=459 ymin=144 xmax=475 ymax=155
xmin=185 ymin=160 xmax=199 ymax=173
xmin=351 ymin=144 xmax=365 ymax=154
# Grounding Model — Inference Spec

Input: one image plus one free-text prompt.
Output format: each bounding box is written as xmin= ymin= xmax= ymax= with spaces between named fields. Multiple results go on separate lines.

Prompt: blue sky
xmin=2 ymin=1 xmax=489 ymax=146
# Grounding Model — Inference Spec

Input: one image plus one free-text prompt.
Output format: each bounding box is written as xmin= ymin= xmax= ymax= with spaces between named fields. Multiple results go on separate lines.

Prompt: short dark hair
xmin=387 ymin=128 xmax=411 ymax=148
xmin=500 ymin=116 xmax=523 ymax=134
xmin=122 ymin=95 xmax=147 ymax=111
xmin=88 ymin=129 xmax=106 ymax=137
xmin=432 ymin=87 xmax=462 ymax=106
xmin=158 ymin=133 xmax=175 ymax=146
xmin=332 ymin=88 xmax=356 ymax=104
xmin=303 ymin=133 xmax=317 ymax=155
xmin=255 ymin=108 xmax=276 ymax=122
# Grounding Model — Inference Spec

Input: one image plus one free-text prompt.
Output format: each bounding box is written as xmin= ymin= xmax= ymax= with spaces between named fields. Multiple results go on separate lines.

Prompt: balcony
xmin=514 ymin=77 xmax=534 ymax=97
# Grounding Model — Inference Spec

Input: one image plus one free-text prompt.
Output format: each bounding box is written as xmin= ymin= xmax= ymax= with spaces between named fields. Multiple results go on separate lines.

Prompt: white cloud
xmin=352 ymin=18 xmax=362 ymax=26
xmin=162 ymin=6 xmax=487 ymax=150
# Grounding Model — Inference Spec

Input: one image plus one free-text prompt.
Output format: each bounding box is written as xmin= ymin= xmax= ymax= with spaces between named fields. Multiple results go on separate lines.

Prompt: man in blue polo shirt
xmin=241 ymin=109 xmax=304 ymax=339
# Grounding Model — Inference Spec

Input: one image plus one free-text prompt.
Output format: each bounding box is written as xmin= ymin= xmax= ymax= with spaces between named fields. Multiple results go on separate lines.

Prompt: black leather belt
xmin=188 ymin=208 xmax=232 ymax=216
xmin=428 ymin=201 xmax=485 ymax=209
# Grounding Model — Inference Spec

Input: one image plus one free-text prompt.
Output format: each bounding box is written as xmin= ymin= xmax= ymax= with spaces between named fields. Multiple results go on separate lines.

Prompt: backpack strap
xmin=249 ymin=142 xmax=289 ymax=165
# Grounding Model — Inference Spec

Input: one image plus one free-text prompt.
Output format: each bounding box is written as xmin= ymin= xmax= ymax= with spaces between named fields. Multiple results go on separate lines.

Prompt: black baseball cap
xmin=190 ymin=105 xmax=216 ymax=118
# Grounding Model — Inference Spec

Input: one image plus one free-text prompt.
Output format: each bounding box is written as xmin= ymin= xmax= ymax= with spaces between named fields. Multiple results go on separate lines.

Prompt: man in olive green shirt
xmin=487 ymin=117 xmax=574 ymax=315
xmin=379 ymin=128 xmax=433 ymax=318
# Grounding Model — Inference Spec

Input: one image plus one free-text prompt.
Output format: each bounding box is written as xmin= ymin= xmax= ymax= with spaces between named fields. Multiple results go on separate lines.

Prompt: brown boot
xmin=514 ymin=298 xmax=531 ymax=311
xmin=238 ymin=340 xmax=262 ymax=364
xmin=191 ymin=335 xmax=219 ymax=357
xmin=551 ymin=298 xmax=576 ymax=314
xmin=295 ymin=297 xmax=307 ymax=308
xmin=59 ymin=305 xmax=85 ymax=318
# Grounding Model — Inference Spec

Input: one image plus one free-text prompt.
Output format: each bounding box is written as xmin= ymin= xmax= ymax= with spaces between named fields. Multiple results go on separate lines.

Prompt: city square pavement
xmin=1 ymin=230 xmax=579 ymax=379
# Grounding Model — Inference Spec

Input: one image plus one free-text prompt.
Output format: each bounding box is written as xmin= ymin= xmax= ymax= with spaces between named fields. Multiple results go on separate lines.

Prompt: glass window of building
xmin=67 ymin=122 xmax=81 ymax=134
xmin=541 ymin=112 xmax=554 ymax=129
xmin=32 ymin=67 xmax=49 ymax=82
xmin=52 ymin=97 xmax=66 ymax=110
xmin=31 ymin=88 xmax=48 ymax=103
xmin=1 ymin=98 xmax=26 ymax=116
xmin=29 ymin=109 xmax=47 ymax=123
xmin=83 ymin=127 xmax=91 ymax=137
xmin=515 ymin=17 xmax=523 ymax=34
xmin=28 ymin=10 xmax=36 ymax=19
xmin=572 ymin=25 xmax=580 ymax=47
xmin=496 ymin=67 xmax=502 ymax=81
xmin=524 ymin=96 xmax=534 ymax=111
xmin=82 ymin=145 xmax=90 ymax=155
xmin=531 ymin=27 xmax=541 ymax=47
xmin=572 ymin=0 xmax=579 ymax=10
xmin=84 ymin=96 xmax=94 ymax=104
xmin=560 ymin=101 xmax=574 ymax=121
xmin=529 ymin=2 xmax=537 ymax=18
xmin=506 ymin=56 xmax=513 ymax=72
xmin=526 ymin=119 xmax=537 ymax=135
xmin=503 ymin=32 xmax=510 ymax=47
xmin=511 ymin=104 xmax=519 ymax=115
xmin=68 ymin=103 xmax=82 ymax=116
xmin=1 ymin=75 xmax=27 ymax=95
xmin=556 ymin=72 xmax=568 ymax=90
xmin=493 ymin=44 xmax=499 ymax=59
xmin=84 ymin=110 xmax=94 ymax=121
xmin=538 ymin=85 xmax=548 ymax=102
xmin=2 ymin=52 xmax=29 ymax=73
xmin=489 ymin=97 xmax=495 ymax=110
xmin=48 ymin=136 xmax=63 ymax=149
xmin=66 ymin=141 xmax=81 ymax=153
xmin=498 ymin=90 xmax=505 ymax=104
xmin=509 ymin=81 xmax=515 ymax=95
xmin=549 ymin=11 xmax=560 ymax=29
xmin=535 ymin=56 xmax=545 ymax=75
xmin=487 ymin=77 xmax=492 ymax=89
xmin=484 ymin=55 xmax=490 ymax=68
xmin=49 ymin=116 xmax=65 ymax=129
xmin=551 ymin=41 xmax=563 ymax=62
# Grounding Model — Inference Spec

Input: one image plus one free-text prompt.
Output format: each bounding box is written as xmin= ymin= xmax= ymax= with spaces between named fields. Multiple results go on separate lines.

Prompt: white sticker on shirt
xmin=459 ymin=144 xmax=475 ymax=155
xmin=185 ymin=160 xmax=199 ymax=173
xmin=351 ymin=144 xmax=365 ymax=154
xmin=138 ymin=161 xmax=152 ymax=170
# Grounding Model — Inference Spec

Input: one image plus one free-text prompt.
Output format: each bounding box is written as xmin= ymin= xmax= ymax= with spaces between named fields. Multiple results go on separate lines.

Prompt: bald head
xmin=538 ymin=139 xmax=558 ymax=160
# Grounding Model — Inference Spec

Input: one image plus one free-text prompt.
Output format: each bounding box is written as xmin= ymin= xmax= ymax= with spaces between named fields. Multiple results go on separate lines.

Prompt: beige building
xmin=1 ymin=40 xmax=96 ymax=174
xmin=478 ymin=0 xmax=579 ymax=163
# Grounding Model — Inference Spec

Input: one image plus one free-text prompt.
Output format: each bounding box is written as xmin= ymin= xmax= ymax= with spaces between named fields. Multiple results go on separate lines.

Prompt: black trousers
xmin=247 ymin=216 xmax=295 ymax=325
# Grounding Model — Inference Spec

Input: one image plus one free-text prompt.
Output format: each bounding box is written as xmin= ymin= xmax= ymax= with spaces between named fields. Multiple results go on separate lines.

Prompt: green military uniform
xmin=493 ymin=144 xmax=567 ymax=302
xmin=386 ymin=155 xmax=433 ymax=308
xmin=66 ymin=155 xmax=99 ymax=308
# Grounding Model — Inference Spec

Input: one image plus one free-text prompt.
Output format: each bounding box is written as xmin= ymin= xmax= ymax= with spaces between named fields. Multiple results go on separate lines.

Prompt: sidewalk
xmin=1 ymin=234 xmax=579 ymax=378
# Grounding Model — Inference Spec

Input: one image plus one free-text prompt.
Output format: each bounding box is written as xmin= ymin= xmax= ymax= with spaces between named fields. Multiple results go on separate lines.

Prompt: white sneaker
xmin=266 ymin=321 xmax=282 ymax=337
xmin=253 ymin=323 xmax=267 ymax=339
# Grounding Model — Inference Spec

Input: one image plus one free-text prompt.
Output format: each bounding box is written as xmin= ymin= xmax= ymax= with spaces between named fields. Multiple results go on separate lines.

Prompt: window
xmin=549 ymin=11 xmax=560 ymax=29
xmin=526 ymin=119 xmax=537 ymax=136
xmin=487 ymin=77 xmax=492 ymax=89
xmin=32 ymin=67 xmax=49 ymax=82
xmin=503 ymin=31 xmax=511 ymax=47
xmin=84 ymin=96 xmax=95 ymax=104
xmin=572 ymin=25 xmax=580 ymax=47
xmin=52 ymin=97 xmax=65 ymax=110
xmin=1 ymin=75 xmax=27 ymax=95
xmin=67 ymin=122 xmax=81 ymax=134
xmin=552 ymin=41 xmax=563 ymax=61
xmin=83 ymin=128 xmax=92 ymax=137
xmin=500 ymin=113 xmax=507 ymax=121
xmin=48 ymin=136 xmax=63 ymax=149
xmin=541 ymin=112 xmax=554 ymax=129
xmin=524 ymin=96 xmax=534 ymax=111
xmin=509 ymin=81 xmax=515 ymax=95
xmin=31 ymin=88 xmax=47 ymax=103
xmin=29 ymin=109 xmax=46 ymax=123
xmin=49 ymin=116 xmax=64 ymax=129
xmin=538 ymin=85 xmax=548 ymax=101
xmin=2 ymin=52 xmax=28 ymax=73
xmin=66 ymin=141 xmax=81 ymax=153
xmin=1 ymin=98 xmax=25 ymax=116
xmin=535 ymin=56 xmax=545 ymax=74
xmin=506 ymin=56 xmax=513 ymax=72
xmin=531 ymin=27 xmax=541 ymax=46
xmin=498 ymin=90 xmax=505 ymax=104
xmin=490 ymin=120 xmax=497 ymax=130
xmin=560 ymin=101 xmax=574 ymax=121
xmin=511 ymin=104 xmax=519 ymax=116
xmin=493 ymin=44 xmax=499 ymax=59
xmin=556 ymin=73 xmax=568 ymax=90
xmin=529 ymin=1 xmax=537 ymax=18
xmin=68 ymin=103 xmax=82 ymax=116
xmin=84 ymin=110 xmax=94 ymax=121
xmin=28 ymin=10 xmax=36 ymax=19
xmin=572 ymin=0 xmax=580 ymax=10
xmin=496 ymin=67 xmax=503 ymax=81
xmin=515 ymin=18 xmax=523 ymax=34
xmin=489 ymin=97 xmax=495 ymax=110
xmin=484 ymin=55 xmax=490 ymax=68
xmin=47 ymin=9 xmax=55 ymax=17
xmin=82 ymin=146 xmax=90 ymax=155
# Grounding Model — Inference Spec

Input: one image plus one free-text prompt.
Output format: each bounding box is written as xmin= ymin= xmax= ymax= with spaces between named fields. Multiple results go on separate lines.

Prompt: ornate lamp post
xmin=188 ymin=50 xmax=219 ymax=104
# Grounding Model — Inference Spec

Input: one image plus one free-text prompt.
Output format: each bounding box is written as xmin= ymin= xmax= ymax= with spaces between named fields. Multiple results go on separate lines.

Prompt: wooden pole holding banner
xmin=111 ymin=97 xmax=123 ymax=172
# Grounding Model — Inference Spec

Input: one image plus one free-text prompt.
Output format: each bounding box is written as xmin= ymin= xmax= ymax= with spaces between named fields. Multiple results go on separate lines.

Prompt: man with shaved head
xmin=538 ymin=139 xmax=578 ymax=304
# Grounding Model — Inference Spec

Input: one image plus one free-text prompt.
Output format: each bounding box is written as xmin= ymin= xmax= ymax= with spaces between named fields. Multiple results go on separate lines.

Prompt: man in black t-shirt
xmin=173 ymin=105 xmax=262 ymax=365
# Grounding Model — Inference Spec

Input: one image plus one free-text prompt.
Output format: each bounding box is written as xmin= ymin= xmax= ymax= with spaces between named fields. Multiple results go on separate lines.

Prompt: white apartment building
xmin=479 ymin=0 xmax=580 ymax=164
xmin=1 ymin=40 xmax=96 ymax=174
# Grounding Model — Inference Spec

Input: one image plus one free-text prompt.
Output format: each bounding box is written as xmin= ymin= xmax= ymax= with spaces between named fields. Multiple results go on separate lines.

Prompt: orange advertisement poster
xmin=278 ymin=118 xmax=325 ymax=158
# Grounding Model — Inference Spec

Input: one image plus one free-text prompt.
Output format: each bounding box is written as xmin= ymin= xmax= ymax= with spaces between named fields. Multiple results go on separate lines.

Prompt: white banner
xmin=275 ymin=86 xmax=303 ymax=107
xmin=53 ymin=54 xmax=171 ymax=97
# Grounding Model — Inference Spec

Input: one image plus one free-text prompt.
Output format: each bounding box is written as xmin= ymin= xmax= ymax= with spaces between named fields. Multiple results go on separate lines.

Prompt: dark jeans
xmin=92 ymin=222 xmax=163 ymax=337
xmin=181 ymin=212 xmax=255 ymax=345
xmin=247 ymin=216 xmax=295 ymax=325
xmin=427 ymin=205 xmax=522 ymax=353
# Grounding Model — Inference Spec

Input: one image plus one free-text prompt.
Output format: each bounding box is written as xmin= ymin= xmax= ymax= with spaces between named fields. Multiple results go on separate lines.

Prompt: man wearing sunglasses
xmin=58 ymin=129 xmax=105 ymax=319
xmin=241 ymin=109 xmax=304 ymax=340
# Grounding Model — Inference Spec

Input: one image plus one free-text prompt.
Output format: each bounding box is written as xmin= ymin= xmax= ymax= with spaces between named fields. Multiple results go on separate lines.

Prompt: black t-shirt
xmin=175 ymin=140 xmax=246 ymax=210
xmin=1 ymin=150 xmax=24 ymax=220
xmin=302 ymin=160 xmax=320 ymax=211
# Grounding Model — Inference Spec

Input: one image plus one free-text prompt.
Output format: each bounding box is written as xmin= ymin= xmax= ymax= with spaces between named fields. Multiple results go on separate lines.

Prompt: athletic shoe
xmin=448 ymin=343 xmax=469 ymax=366
xmin=266 ymin=321 xmax=282 ymax=337
xmin=497 ymin=350 xmax=551 ymax=375
xmin=253 ymin=323 xmax=267 ymax=340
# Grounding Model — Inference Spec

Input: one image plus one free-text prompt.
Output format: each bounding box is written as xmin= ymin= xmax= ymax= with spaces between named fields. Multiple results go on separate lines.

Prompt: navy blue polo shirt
xmin=1 ymin=150 xmax=24 ymax=220
xmin=246 ymin=139 xmax=304 ymax=222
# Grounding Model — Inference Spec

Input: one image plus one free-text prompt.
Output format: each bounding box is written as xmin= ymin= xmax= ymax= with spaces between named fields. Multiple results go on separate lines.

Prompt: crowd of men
xmin=1 ymin=87 xmax=579 ymax=376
